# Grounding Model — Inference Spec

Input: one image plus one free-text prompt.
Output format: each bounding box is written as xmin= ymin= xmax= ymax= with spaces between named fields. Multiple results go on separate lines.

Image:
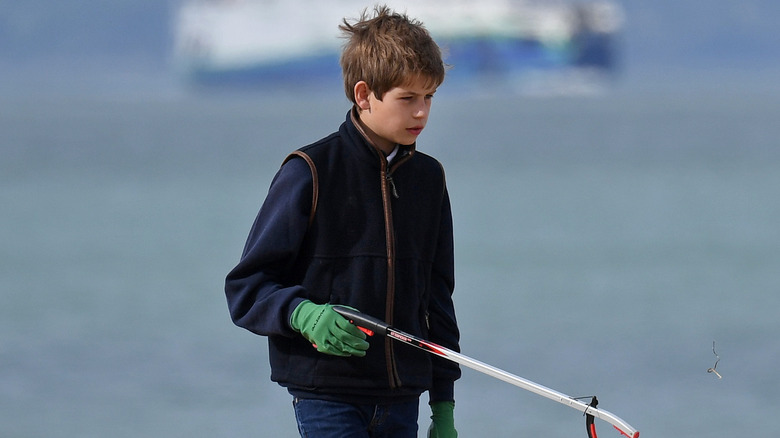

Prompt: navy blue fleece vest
xmin=267 ymin=114 xmax=458 ymax=401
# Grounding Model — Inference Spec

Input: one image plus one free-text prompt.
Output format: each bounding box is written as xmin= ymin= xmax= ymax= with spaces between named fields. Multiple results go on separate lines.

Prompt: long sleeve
xmin=427 ymin=185 xmax=461 ymax=402
xmin=225 ymin=158 xmax=313 ymax=337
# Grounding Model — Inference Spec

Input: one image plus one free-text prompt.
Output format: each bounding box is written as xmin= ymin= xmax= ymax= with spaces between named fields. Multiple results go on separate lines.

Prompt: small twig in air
xmin=707 ymin=341 xmax=722 ymax=379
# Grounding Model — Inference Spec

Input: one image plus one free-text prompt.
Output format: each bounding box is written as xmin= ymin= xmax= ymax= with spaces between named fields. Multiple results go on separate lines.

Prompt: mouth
xmin=407 ymin=126 xmax=424 ymax=135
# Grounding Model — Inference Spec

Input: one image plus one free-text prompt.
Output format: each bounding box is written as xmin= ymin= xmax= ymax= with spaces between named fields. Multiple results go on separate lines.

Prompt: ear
xmin=354 ymin=81 xmax=372 ymax=112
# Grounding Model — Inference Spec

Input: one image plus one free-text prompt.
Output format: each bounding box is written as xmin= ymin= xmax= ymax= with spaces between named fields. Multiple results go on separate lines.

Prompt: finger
xmin=334 ymin=316 xmax=367 ymax=339
xmin=330 ymin=329 xmax=369 ymax=352
xmin=341 ymin=343 xmax=367 ymax=357
xmin=317 ymin=340 xmax=352 ymax=357
xmin=333 ymin=327 xmax=370 ymax=351
xmin=327 ymin=336 xmax=368 ymax=357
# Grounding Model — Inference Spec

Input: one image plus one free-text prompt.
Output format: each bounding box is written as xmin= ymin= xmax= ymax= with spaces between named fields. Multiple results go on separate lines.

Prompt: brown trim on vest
xmin=283 ymin=151 xmax=319 ymax=227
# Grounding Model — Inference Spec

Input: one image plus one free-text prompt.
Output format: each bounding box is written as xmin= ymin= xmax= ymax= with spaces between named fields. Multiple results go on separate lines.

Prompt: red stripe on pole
xmin=420 ymin=340 xmax=445 ymax=356
xmin=614 ymin=426 xmax=640 ymax=438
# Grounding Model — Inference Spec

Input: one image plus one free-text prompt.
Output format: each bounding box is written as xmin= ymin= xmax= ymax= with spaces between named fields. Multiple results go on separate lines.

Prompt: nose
xmin=413 ymin=100 xmax=429 ymax=119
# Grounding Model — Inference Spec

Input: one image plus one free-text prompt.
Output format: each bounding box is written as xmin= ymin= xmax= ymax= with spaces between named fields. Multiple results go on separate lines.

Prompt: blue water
xmin=2 ymin=87 xmax=779 ymax=437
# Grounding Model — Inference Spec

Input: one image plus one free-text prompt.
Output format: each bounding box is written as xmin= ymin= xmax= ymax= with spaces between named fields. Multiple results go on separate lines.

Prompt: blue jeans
xmin=292 ymin=398 xmax=420 ymax=438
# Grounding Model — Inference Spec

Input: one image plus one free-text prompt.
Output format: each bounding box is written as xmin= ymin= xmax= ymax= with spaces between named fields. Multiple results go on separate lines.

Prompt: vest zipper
xmin=380 ymin=159 xmax=402 ymax=389
xmin=386 ymin=174 xmax=399 ymax=198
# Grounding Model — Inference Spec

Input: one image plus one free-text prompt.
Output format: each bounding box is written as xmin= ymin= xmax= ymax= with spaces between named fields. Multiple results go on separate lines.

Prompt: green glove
xmin=290 ymin=300 xmax=369 ymax=357
xmin=427 ymin=401 xmax=457 ymax=438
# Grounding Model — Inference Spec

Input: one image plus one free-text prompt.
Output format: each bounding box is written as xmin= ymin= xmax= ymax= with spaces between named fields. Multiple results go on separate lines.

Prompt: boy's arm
xmin=224 ymin=157 xmax=313 ymax=337
xmin=427 ymin=185 xmax=461 ymax=402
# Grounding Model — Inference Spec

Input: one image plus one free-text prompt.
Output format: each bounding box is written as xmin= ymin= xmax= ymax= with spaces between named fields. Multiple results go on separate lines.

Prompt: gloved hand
xmin=290 ymin=300 xmax=369 ymax=357
xmin=427 ymin=401 xmax=457 ymax=438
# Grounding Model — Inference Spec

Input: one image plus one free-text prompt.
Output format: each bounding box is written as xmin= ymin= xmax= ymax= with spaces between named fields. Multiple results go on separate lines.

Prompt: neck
xmin=351 ymin=108 xmax=396 ymax=155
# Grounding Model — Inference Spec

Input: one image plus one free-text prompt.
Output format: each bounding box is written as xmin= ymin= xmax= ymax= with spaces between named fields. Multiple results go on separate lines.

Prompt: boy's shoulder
xmin=298 ymin=131 xmax=341 ymax=153
xmin=293 ymin=117 xmax=353 ymax=156
xmin=281 ymin=130 xmax=341 ymax=172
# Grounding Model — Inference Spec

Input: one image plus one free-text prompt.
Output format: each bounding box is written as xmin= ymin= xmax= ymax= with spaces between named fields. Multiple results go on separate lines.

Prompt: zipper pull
xmin=386 ymin=174 xmax=399 ymax=198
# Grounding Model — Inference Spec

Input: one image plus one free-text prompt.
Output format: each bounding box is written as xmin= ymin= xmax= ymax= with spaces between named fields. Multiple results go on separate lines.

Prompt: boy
xmin=225 ymin=6 xmax=460 ymax=437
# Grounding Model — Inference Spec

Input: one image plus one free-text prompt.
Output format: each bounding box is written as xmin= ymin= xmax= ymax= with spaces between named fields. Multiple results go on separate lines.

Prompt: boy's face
xmin=357 ymin=76 xmax=437 ymax=154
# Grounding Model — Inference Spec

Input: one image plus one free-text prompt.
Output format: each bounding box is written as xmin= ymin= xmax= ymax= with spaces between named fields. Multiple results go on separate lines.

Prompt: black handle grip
xmin=333 ymin=306 xmax=390 ymax=336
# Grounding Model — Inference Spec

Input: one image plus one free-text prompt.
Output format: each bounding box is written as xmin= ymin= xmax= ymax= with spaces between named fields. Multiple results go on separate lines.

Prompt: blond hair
xmin=339 ymin=5 xmax=445 ymax=104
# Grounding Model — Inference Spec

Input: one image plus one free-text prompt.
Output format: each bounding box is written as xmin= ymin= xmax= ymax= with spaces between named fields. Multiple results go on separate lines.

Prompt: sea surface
xmin=2 ymin=85 xmax=779 ymax=437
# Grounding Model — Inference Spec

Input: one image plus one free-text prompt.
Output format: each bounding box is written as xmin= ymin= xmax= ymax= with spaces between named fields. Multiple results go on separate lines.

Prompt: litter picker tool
xmin=333 ymin=306 xmax=639 ymax=438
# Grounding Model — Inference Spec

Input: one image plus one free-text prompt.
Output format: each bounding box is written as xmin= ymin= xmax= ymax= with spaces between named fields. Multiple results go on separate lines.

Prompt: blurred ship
xmin=172 ymin=0 xmax=623 ymax=93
